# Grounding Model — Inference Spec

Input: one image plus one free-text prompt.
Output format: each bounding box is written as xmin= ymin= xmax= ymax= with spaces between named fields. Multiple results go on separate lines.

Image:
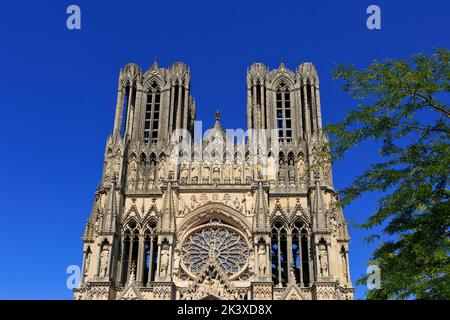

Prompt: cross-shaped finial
xmin=215 ymin=110 xmax=220 ymax=121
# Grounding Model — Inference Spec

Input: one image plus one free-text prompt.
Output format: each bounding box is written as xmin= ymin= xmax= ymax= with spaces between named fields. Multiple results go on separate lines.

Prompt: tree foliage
xmin=326 ymin=49 xmax=450 ymax=299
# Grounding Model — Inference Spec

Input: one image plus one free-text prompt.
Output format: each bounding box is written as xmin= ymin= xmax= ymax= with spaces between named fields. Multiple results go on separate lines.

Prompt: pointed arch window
xmin=271 ymin=220 xmax=288 ymax=286
xmin=144 ymin=81 xmax=161 ymax=144
xmin=121 ymin=83 xmax=137 ymax=138
xmin=275 ymin=82 xmax=292 ymax=142
xmin=291 ymin=221 xmax=310 ymax=286
xmin=271 ymin=219 xmax=310 ymax=287
xmin=143 ymin=220 xmax=158 ymax=285
xmin=121 ymin=220 xmax=139 ymax=285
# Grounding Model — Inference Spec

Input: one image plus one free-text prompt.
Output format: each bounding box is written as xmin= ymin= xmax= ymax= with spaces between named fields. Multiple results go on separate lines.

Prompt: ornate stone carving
xmin=181 ymin=223 xmax=249 ymax=280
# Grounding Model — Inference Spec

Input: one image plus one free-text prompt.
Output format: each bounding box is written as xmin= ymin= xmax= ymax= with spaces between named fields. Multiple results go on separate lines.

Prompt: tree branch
xmin=413 ymin=93 xmax=450 ymax=119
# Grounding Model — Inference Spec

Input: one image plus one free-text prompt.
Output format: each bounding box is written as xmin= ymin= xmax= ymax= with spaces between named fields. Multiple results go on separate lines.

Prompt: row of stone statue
xmin=103 ymin=153 xmax=331 ymax=189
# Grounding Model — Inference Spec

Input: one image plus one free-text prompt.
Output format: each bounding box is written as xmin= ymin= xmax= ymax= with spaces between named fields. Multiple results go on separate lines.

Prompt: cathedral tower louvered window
xmin=144 ymin=82 xmax=161 ymax=144
xmin=275 ymin=82 xmax=292 ymax=142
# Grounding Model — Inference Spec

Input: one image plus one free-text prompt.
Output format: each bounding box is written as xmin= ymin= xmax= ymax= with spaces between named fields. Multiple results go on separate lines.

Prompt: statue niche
xmin=159 ymin=242 xmax=170 ymax=279
xmin=258 ymin=242 xmax=267 ymax=278
xmin=99 ymin=245 xmax=110 ymax=278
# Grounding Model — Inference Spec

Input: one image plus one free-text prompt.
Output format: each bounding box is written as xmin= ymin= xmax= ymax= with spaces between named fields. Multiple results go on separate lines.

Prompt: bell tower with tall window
xmin=113 ymin=59 xmax=196 ymax=145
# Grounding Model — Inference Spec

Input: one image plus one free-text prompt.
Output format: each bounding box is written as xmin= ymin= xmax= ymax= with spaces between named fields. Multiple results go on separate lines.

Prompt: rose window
xmin=181 ymin=224 xmax=249 ymax=279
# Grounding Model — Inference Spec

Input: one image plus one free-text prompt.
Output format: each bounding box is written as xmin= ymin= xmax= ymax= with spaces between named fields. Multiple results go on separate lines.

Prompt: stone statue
xmin=158 ymin=160 xmax=165 ymax=181
xmin=233 ymin=164 xmax=241 ymax=183
xmin=266 ymin=155 xmax=276 ymax=182
xmin=341 ymin=248 xmax=348 ymax=282
xmin=94 ymin=214 xmax=100 ymax=233
xmin=223 ymin=164 xmax=231 ymax=183
xmin=180 ymin=163 xmax=189 ymax=183
xmin=223 ymin=193 xmax=231 ymax=205
xmin=297 ymin=156 xmax=306 ymax=182
xmin=278 ymin=159 xmax=286 ymax=182
xmin=127 ymin=176 xmax=135 ymax=190
xmin=245 ymin=163 xmax=253 ymax=182
xmin=258 ymin=243 xmax=267 ymax=277
xmin=203 ymin=163 xmax=210 ymax=183
xmin=213 ymin=166 xmax=220 ymax=182
xmin=137 ymin=176 xmax=145 ymax=190
xmin=189 ymin=195 xmax=196 ymax=209
xmin=159 ymin=244 xmax=170 ymax=278
xmin=114 ymin=157 xmax=121 ymax=177
xmin=233 ymin=197 xmax=241 ymax=211
xmin=256 ymin=164 xmax=263 ymax=180
xmin=100 ymin=246 xmax=109 ymax=278
xmin=105 ymin=158 xmax=111 ymax=178
xmin=288 ymin=161 xmax=295 ymax=181
xmin=178 ymin=197 xmax=189 ymax=216
xmin=318 ymin=244 xmax=329 ymax=278
xmin=149 ymin=167 xmax=156 ymax=181
xmin=191 ymin=164 xmax=199 ymax=183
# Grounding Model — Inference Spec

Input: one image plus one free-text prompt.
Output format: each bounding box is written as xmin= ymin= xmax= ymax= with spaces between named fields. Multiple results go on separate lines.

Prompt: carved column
xmin=265 ymin=241 xmax=271 ymax=282
xmin=125 ymin=85 xmax=134 ymax=139
xmin=345 ymin=248 xmax=351 ymax=286
xmin=116 ymin=238 xmax=124 ymax=285
xmin=113 ymin=86 xmax=125 ymax=135
xmin=127 ymin=237 xmax=134 ymax=282
xmin=183 ymin=86 xmax=189 ymax=130
xmin=302 ymin=85 xmax=310 ymax=138
xmin=147 ymin=236 xmax=155 ymax=286
xmin=136 ymin=233 xmax=145 ymax=285
xmin=261 ymin=85 xmax=266 ymax=129
xmin=298 ymin=237 xmax=304 ymax=286
xmin=277 ymin=232 xmax=282 ymax=287
xmin=155 ymin=242 xmax=162 ymax=280
xmin=286 ymin=230 xmax=293 ymax=284
xmin=314 ymin=85 xmax=323 ymax=131
xmin=95 ymin=243 xmax=102 ymax=277
xmin=168 ymin=85 xmax=175 ymax=134
xmin=176 ymin=85 xmax=182 ymax=129
xmin=254 ymin=242 xmax=259 ymax=279
xmin=80 ymin=249 xmax=87 ymax=283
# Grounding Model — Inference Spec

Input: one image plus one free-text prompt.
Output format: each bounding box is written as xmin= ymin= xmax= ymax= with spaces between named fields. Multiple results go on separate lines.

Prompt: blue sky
xmin=0 ymin=0 xmax=448 ymax=299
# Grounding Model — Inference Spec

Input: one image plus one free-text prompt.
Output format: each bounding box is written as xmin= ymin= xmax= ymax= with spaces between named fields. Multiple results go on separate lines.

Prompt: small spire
xmin=215 ymin=110 xmax=220 ymax=122
xmin=151 ymin=56 xmax=158 ymax=69
xmin=214 ymin=110 xmax=222 ymax=130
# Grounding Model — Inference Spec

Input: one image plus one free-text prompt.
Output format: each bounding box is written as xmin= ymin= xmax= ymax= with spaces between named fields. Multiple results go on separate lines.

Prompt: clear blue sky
xmin=0 ymin=0 xmax=448 ymax=299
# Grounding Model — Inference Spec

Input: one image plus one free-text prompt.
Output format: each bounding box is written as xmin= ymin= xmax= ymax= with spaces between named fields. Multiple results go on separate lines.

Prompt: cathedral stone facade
xmin=73 ymin=59 xmax=355 ymax=300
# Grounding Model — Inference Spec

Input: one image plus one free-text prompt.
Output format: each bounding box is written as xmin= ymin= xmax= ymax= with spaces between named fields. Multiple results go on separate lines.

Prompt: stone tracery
xmin=181 ymin=222 xmax=249 ymax=279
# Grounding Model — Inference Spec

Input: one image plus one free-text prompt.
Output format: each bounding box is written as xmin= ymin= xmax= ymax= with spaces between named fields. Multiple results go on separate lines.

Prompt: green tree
xmin=326 ymin=49 xmax=450 ymax=299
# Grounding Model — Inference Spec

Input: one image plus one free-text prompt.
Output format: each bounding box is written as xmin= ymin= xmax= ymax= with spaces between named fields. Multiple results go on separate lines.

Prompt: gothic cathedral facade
xmin=73 ymin=60 xmax=355 ymax=300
